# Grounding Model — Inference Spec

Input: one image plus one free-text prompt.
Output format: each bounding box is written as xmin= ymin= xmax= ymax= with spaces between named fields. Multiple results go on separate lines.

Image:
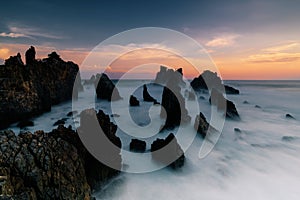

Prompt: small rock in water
xmin=129 ymin=139 xmax=146 ymax=152
xmin=255 ymin=105 xmax=261 ymax=108
xmin=53 ymin=119 xmax=65 ymax=126
xmin=282 ymin=136 xmax=295 ymax=142
xmin=110 ymin=114 xmax=120 ymax=118
xmin=286 ymin=114 xmax=295 ymax=119
xmin=17 ymin=120 xmax=34 ymax=128
xmin=243 ymin=100 xmax=249 ymax=104
xmin=67 ymin=111 xmax=78 ymax=117
xmin=234 ymin=128 xmax=242 ymax=133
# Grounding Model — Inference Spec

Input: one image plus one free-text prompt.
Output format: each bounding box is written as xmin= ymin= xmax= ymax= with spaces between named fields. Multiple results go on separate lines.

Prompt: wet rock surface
xmin=0 ymin=109 xmax=122 ymax=199
xmin=0 ymin=47 xmax=83 ymax=130
xmin=95 ymin=73 xmax=122 ymax=101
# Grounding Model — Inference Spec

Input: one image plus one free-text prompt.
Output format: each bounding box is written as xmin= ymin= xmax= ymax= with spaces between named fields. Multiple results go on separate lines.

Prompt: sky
xmin=1 ymin=0 xmax=300 ymax=79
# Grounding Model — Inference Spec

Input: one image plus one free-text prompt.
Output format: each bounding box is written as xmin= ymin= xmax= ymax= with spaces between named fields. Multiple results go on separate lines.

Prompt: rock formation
xmin=154 ymin=66 xmax=185 ymax=86
xmin=95 ymin=73 xmax=122 ymax=101
xmin=83 ymin=75 xmax=96 ymax=85
xmin=191 ymin=70 xmax=239 ymax=95
xmin=143 ymin=84 xmax=159 ymax=104
xmin=0 ymin=47 xmax=83 ymax=129
xmin=25 ymin=46 xmax=36 ymax=65
xmin=0 ymin=109 xmax=121 ymax=199
xmin=129 ymin=95 xmax=140 ymax=106
xmin=151 ymin=133 xmax=185 ymax=169
xmin=129 ymin=139 xmax=146 ymax=152
xmin=209 ymin=88 xmax=240 ymax=119
xmin=194 ymin=112 xmax=218 ymax=138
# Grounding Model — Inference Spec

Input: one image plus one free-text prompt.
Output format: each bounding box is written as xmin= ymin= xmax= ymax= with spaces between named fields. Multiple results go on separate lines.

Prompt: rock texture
xmin=151 ymin=133 xmax=185 ymax=169
xmin=129 ymin=95 xmax=140 ymax=106
xmin=160 ymin=71 xmax=191 ymax=129
xmin=191 ymin=70 xmax=239 ymax=95
xmin=0 ymin=109 xmax=121 ymax=199
xmin=0 ymin=47 xmax=83 ymax=129
xmin=129 ymin=139 xmax=146 ymax=152
xmin=194 ymin=112 xmax=216 ymax=138
xmin=154 ymin=66 xmax=185 ymax=86
xmin=95 ymin=73 xmax=122 ymax=101
xmin=143 ymin=84 xmax=159 ymax=104
xmin=209 ymin=88 xmax=240 ymax=119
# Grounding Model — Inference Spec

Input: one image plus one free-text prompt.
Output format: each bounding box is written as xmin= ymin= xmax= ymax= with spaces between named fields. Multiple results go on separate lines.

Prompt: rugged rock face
xmin=129 ymin=139 xmax=146 ymax=152
xmin=160 ymin=73 xmax=191 ymax=129
xmin=129 ymin=95 xmax=140 ymax=106
xmin=209 ymin=88 xmax=240 ymax=119
xmin=0 ymin=109 xmax=121 ymax=199
xmin=95 ymin=73 xmax=122 ymax=101
xmin=0 ymin=47 xmax=83 ymax=129
xmin=194 ymin=112 xmax=216 ymax=138
xmin=143 ymin=84 xmax=159 ymax=104
xmin=154 ymin=66 xmax=185 ymax=86
xmin=191 ymin=70 xmax=239 ymax=95
xmin=150 ymin=133 xmax=185 ymax=169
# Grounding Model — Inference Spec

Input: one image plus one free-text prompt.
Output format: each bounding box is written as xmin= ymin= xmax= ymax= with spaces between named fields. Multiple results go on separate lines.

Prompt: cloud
xmin=245 ymin=52 xmax=300 ymax=63
xmin=205 ymin=34 xmax=240 ymax=48
xmin=0 ymin=24 xmax=64 ymax=39
xmin=263 ymin=42 xmax=299 ymax=52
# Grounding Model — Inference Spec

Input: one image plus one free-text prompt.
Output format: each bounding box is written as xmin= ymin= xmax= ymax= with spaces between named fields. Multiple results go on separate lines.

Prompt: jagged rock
xmin=95 ymin=73 xmax=122 ymax=101
xmin=84 ymin=75 xmax=96 ymax=85
xmin=17 ymin=120 xmax=34 ymax=128
xmin=160 ymin=72 xmax=191 ymax=129
xmin=53 ymin=119 xmax=65 ymax=126
xmin=129 ymin=139 xmax=146 ymax=152
xmin=209 ymin=88 xmax=240 ymax=119
xmin=154 ymin=66 xmax=185 ymax=86
xmin=286 ymin=114 xmax=295 ymax=119
xmin=4 ymin=53 xmax=24 ymax=66
xmin=194 ymin=112 xmax=217 ymax=138
xmin=25 ymin=46 xmax=36 ymax=65
xmin=234 ymin=128 xmax=242 ymax=133
xmin=255 ymin=105 xmax=261 ymax=109
xmin=129 ymin=95 xmax=140 ymax=106
xmin=282 ymin=136 xmax=296 ymax=142
xmin=0 ymin=109 xmax=121 ymax=199
xmin=0 ymin=47 xmax=83 ymax=129
xmin=191 ymin=70 xmax=239 ymax=94
xmin=151 ymin=133 xmax=185 ymax=169
xmin=143 ymin=84 xmax=159 ymax=104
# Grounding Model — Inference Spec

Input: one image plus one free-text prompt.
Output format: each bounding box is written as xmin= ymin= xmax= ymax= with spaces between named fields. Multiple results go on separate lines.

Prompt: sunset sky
xmin=1 ymin=0 xmax=300 ymax=80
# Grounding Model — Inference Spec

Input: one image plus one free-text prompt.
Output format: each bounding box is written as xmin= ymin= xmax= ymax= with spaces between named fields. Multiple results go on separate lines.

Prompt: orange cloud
xmin=205 ymin=34 xmax=240 ymax=48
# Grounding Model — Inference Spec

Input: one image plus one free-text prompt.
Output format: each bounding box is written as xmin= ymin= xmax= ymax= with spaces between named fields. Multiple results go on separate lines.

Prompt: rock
xmin=95 ymin=73 xmax=122 ymax=101
xmin=4 ymin=53 xmax=24 ymax=66
xmin=160 ymin=74 xmax=191 ymax=129
xmin=0 ymin=47 xmax=83 ymax=130
xmin=17 ymin=120 xmax=34 ymax=128
xmin=83 ymin=75 xmax=96 ymax=85
xmin=225 ymin=85 xmax=240 ymax=94
xmin=194 ymin=112 xmax=216 ymax=138
xmin=255 ymin=105 xmax=261 ymax=109
xmin=143 ymin=84 xmax=159 ymax=104
xmin=209 ymin=88 xmax=240 ymax=119
xmin=0 ymin=109 xmax=122 ymax=199
xmin=243 ymin=100 xmax=249 ymax=104
xmin=67 ymin=110 xmax=78 ymax=117
xmin=129 ymin=139 xmax=146 ymax=152
xmin=110 ymin=114 xmax=120 ymax=118
xmin=234 ymin=128 xmax=242 ymax=133
xmin=129 ymin=95 xmax=140 ymax=106
xmin=282 ymin=136 xmax=296 ymax=142
xmin=25 ymin=46 xmax=36 ymax=65
xmin=154 ymin=66 xmax=185 ymax=86
xmin=286 ymin=114 xmax=295 ymax=119
xmin=150 ymin=133 xmax=185 ymax=169
xmin=53 ymin=119 xmax=65 ymax=126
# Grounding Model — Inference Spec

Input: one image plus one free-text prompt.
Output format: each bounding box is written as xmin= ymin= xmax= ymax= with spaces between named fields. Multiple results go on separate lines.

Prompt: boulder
xmin=286 ymin=114 xmax=295 ymax=119
xmin=129 ymin=139 xmax=146 ymax=152
xmin=25 ymin=46 xmax=36 ymax=65
xmin=150 ymin=133 xmax=185 ymax=169
xmin=225 ymin=85 xmax=240 ymax=94
xmin=95 ymin=73 xmax=122 ymax=101
xmin=143 ymin=84 xmax=159 ymax=104
xmin=129 ymin=95 xmax=140 ymax=106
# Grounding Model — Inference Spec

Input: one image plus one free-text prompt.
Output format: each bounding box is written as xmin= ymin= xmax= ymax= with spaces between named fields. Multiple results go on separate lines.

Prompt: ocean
xmin=8 ymin=80 xmax=300 ymax=200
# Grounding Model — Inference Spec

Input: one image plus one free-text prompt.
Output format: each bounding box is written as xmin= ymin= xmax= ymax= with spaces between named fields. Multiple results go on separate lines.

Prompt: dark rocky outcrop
xmin=0 ymin=109 xmax=121 ymax=199
xmin=53 ymin=119 xmax=65 ymax=126
xmin=160 ymin=74 xmax=191 ymax=129
xmin=243 ymin=100 xmax=249 ymax=104
xmin=154 ymin=66 xmax=185 ymax=86
xmin=129 ymin=139 xmax=146 ymax=152
xmin=209 ymin=88 xmax=240 ymax=120
xmin=0 ymin=47 xmax=83 ymax=129
xmin=234 ymin=128 xmax=242 ymax=133
xmin=129 ymin=95 xmax=140 ymax=106
xmin=151 ymin=133 xmax=185 ymax=169
xmin=194 ymin=112 xmax=212 ymax=138
xmin=255 ymin=105 xmax=261 ymax=109
xmin=67 ymin=111 xmax=78 ymax=117
xmin=143 ymin=84 xmax=159 ymax=104
xmin=191 ymin=70 xmax=239 ymax=94
xmin=25 ymin=46 xmax=36 ymax=65
xmin=286 ymin=114 xmax=295 ymax=119
xmin=95 ymin=73 xmax=122 ymax=101
xmin=17 ymin=120 xmax=34 ymax=128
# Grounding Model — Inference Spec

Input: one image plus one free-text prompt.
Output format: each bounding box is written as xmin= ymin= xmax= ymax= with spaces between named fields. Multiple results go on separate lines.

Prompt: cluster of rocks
xmin=95 ymin=73 xmax=122 ymax=101
xmin=0 ymin=46 xmax=83 ymax=129
xmin=154 ymin=66 xmax=185 ymax=86
xmin=0 ymin=108 xmax=121 ymax=199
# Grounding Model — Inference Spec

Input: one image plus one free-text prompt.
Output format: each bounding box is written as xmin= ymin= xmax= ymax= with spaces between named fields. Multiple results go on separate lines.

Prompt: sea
xmin=7 ymin=80 xmax=300 ymax=200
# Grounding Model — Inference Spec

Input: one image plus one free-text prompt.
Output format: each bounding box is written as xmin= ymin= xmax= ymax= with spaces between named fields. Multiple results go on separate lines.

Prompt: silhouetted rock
xmin=209 ymin=88 xmax=240 ymax=120
xmin=225 ymin=85 xmax=240 ymax=94
xmin=243 ymin=100 xmax=249 ymax=104
xmin=151 ymin=133 xmax=185 ymax=169
xmin=282 ymin=136 xmax=296 ymax=142
xmin=130 ymin=139 xmax=146 ymax=152
xmin=0 ymin=47 xmax=83 ymax=129
xmin=143 ymin=84 xmax=159 ymax=104
xmin=17 ymin=120 xmax=34 ymax=128
xmin=95 ymin=73 xmax=122 ymax=101
xmin=154 ymin=66 xmax=185 ymax=86
xmin=0 ymin=110 xmax=121 ymax=199
xmin=234 ymin=128 xmax=242 ymax=133
xmin=286 ymin=114 xmax=295 ymax=119
xmin=194 ymin=112 xmax=217 ymax=138
xmin=129 ymin=95 xmax=140 ymax=106
xmin=25 ymin=46 xmax=36 ymax=65
xmin=53 ymin=119 xmax=65 ymax=126
xmin=255 ymin=105 xmax=261 ymax=109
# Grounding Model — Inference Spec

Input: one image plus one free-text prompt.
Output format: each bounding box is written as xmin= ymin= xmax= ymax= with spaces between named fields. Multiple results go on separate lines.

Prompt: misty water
xmin=9 ymin=80 xmax=300 ymax=200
